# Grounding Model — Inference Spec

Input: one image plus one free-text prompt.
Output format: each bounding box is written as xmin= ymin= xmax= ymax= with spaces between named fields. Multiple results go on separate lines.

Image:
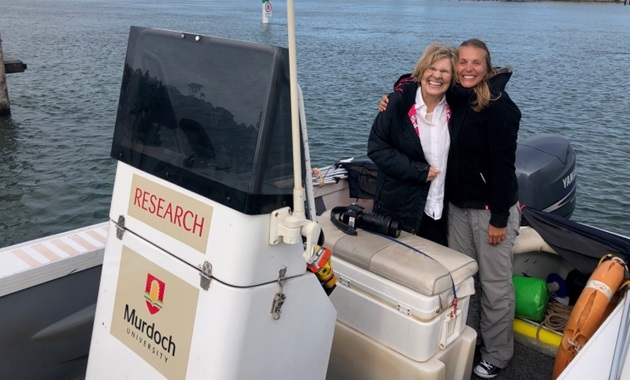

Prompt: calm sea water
xmin=0 ymin=0 xmax=629 ymax=247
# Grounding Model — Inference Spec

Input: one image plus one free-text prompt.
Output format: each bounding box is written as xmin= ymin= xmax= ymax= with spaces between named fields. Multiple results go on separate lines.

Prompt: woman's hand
xmin=487 ymin=224 xmax=507 ymax=246
xmin=378 ymin=95 xmax=389 ymax=112
xmin=427 ymin=167 xmax=440 ymax=182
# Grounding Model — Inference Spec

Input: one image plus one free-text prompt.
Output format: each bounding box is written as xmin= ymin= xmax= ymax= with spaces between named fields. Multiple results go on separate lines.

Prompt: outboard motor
xmin=515 ymin=134 xmax=576 ymax=219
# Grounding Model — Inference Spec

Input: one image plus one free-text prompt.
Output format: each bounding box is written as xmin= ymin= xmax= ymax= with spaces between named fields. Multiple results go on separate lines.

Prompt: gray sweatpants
xmin=447 ymin=202 xmax=521 ymax=369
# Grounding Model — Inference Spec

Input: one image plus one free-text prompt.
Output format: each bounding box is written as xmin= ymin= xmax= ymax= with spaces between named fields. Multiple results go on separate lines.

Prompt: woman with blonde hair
xmin=368 ymin=43 xmax=457 ymax=245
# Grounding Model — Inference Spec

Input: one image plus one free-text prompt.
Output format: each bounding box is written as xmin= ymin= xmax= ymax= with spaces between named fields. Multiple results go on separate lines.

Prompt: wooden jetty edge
xmin=0 ymin=32 xmax=28 ymax=116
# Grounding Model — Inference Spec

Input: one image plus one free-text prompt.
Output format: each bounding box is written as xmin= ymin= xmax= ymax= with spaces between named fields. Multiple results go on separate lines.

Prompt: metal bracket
xmin=269 ymin=207 xmax=301 ymax=245
xmin=199 ymin=261 xmax=212 ymax=290
xmin=338 ymin=276 xmax=351 ymax=288
xmin=268 ymin=207 xmax=322 ymax=267
xmin=115 ymin=215 xmax=125 ymax=240
xmin=271 ymin=267 xmax=288 ymax=320
xmin=397 ymin=303 xmax=411 ymax=316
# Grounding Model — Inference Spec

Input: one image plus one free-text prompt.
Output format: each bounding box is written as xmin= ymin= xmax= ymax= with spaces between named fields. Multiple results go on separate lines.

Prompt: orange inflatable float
xmin=552 ymin=255 xmax=627 ymax=379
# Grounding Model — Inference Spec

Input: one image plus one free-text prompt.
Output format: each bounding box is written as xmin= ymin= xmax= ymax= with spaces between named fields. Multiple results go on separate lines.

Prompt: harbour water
xmin=1 ymin=0 xmax=629 ymax=247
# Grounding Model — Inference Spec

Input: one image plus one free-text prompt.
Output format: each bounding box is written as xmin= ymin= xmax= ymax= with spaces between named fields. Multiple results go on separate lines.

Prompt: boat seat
xmin=512 ymin=226 xmax=557 ymax=255
xmin=318 ymin=210 xmax=478 ymax=298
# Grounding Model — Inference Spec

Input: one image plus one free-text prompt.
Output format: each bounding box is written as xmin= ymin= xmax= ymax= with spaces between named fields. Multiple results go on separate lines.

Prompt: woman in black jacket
xmin=447 ymin=39 xmax=521 ymax=379
xmin=368 ymin=43 xmax=456 ymax=245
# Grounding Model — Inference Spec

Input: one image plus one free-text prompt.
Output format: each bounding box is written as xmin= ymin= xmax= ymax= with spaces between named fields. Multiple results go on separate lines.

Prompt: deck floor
xmin=473 ymin=341 xmax=554 ymax=380
xmin=71 ymin=341 xmax=553 ymax=380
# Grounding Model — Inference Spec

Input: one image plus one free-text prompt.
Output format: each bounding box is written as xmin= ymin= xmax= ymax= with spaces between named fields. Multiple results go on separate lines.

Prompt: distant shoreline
xmin=496 ymin=0 xmax=627 ymax=2
xmin=511 ymin=0 xmax=627 ymax=2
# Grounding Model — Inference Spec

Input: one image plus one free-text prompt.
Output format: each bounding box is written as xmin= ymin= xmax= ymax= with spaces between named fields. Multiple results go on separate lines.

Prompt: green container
xmin=513 ymin=275 xmax=549 ymax=322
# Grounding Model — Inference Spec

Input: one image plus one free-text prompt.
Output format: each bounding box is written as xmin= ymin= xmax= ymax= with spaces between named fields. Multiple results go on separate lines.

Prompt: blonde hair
xmin=411 ymin=43 xmax=457 ymax=87
xmin=458 ymin=39 xmax=504 ymax=112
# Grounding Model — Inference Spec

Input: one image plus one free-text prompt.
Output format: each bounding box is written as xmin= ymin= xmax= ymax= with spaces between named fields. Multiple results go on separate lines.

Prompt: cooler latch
xmin=439 ymin=307 xmax=462 ymax=349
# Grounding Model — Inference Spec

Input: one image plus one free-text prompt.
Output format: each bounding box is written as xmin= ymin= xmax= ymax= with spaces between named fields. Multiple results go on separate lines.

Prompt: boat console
xmin=86 ymin=27 xmax=336 ymax=379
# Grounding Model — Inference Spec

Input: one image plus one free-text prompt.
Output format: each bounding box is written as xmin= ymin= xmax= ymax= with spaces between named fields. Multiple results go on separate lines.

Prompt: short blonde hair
xmin=411 ymin=43 xmax=457 ymax=87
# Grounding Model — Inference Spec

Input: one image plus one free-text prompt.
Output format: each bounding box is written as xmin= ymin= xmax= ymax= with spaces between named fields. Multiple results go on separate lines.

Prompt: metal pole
xmin=0 ymin=32 xmax=11 ymax=115
xmin=298 ymin=85 xmax=317 ymax=222
xmin=287 ymin=0 xmax=305 ymax=218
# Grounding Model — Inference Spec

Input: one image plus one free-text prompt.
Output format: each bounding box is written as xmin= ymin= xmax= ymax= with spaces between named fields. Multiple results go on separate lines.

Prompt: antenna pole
xmin=287 ymin=0 xmax=305 ymax=218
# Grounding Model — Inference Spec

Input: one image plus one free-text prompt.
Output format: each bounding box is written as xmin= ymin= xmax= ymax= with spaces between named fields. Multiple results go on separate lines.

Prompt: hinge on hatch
xmin=397 ymin=303 xmax=411 ymax=316
xmin=115 ymin=215 xmax=125 ymax=240
xmin=199 ymin=261 xmax=212 ymax=290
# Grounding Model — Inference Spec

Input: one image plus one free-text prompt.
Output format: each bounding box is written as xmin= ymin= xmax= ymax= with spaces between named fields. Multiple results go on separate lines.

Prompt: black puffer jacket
xmin=367 ymin=82 xmax=432 ymax=234
xmin=446 ymin=70 xmax=521 ymax=228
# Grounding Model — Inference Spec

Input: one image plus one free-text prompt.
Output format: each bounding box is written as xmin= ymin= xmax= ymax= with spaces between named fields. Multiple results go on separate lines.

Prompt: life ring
xmin=552 ymin=255 xmax=627 ymax=379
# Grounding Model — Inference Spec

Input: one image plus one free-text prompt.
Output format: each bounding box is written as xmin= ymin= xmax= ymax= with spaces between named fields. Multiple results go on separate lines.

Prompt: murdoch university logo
xmin=144 ymin=274 xmax=165 ymax=315
xmin=111 ymin=247 xmax=197 ymax=378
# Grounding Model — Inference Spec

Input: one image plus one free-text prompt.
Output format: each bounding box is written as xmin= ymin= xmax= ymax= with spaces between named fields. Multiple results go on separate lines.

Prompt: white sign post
xmin=262 ymin=0 xmax=272 ymax=24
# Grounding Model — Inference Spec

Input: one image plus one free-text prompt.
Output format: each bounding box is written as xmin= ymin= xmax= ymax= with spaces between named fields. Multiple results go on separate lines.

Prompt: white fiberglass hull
xmin=1 ymin=177 xmax=628 ymax=379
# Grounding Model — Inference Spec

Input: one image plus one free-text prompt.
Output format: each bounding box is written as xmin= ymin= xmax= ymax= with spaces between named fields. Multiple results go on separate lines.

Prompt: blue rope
xmin=363 ymin=230 xmax=459 ymax=311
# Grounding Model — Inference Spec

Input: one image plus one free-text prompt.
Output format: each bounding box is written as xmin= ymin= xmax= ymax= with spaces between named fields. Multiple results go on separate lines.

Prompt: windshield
xmin=111 ymin=27 xmax=296 ymax=215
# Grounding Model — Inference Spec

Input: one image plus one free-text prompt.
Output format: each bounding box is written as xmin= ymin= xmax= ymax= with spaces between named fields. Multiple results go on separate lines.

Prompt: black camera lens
xmin=357 ymin=212 xmax=400 ymax=238
xmin=335 ymin=204 xmax=401 ymax=238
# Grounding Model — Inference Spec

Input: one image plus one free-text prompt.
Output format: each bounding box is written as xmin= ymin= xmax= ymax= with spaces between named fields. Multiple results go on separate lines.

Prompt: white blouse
xmin=414 ymin=88 xmax=450 ymax=220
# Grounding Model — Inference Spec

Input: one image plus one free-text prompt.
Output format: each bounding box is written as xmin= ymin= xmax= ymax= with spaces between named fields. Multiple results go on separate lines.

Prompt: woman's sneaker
xmin=474 ymin=360 xmax=501 ymax=379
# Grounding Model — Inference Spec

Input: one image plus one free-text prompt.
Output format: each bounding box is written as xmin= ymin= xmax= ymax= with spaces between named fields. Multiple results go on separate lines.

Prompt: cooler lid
xmin=319 ymin=210 xmax=478 ymax=298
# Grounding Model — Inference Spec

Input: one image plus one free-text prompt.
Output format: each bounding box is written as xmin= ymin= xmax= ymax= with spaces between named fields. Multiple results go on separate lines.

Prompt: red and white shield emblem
xmin=144 ymin=273 xmax=165 ymax=315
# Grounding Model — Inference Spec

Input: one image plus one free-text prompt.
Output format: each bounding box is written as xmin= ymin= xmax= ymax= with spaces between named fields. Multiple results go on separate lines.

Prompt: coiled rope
xmin=541 ymin=301 xmax=573 ymax=334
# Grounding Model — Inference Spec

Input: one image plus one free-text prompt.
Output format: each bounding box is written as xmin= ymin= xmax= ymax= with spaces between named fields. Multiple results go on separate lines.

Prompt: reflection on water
xmin=0 ymin=117 xmax=26 ymax=205
xmin=0 ymin=0 xmax=629 ymax=246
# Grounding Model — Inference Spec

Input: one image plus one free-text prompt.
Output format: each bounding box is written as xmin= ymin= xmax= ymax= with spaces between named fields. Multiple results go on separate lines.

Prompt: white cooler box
xmin=319 ymin=211 xmax=478 ymax=362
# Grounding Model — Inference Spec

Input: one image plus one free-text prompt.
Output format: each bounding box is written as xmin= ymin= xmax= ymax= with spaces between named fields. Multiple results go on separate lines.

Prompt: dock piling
xmin=0 ymin=33 xmax=10 ymax=116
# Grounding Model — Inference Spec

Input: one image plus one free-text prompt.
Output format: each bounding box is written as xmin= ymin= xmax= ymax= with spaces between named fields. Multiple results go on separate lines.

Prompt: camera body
xmin=338 ymin=204 xmax=400 ymax=238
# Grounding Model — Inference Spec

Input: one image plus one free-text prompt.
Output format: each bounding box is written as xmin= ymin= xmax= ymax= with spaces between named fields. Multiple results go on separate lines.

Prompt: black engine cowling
xmin=515 ymin=134 xmax=576 ymax=219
